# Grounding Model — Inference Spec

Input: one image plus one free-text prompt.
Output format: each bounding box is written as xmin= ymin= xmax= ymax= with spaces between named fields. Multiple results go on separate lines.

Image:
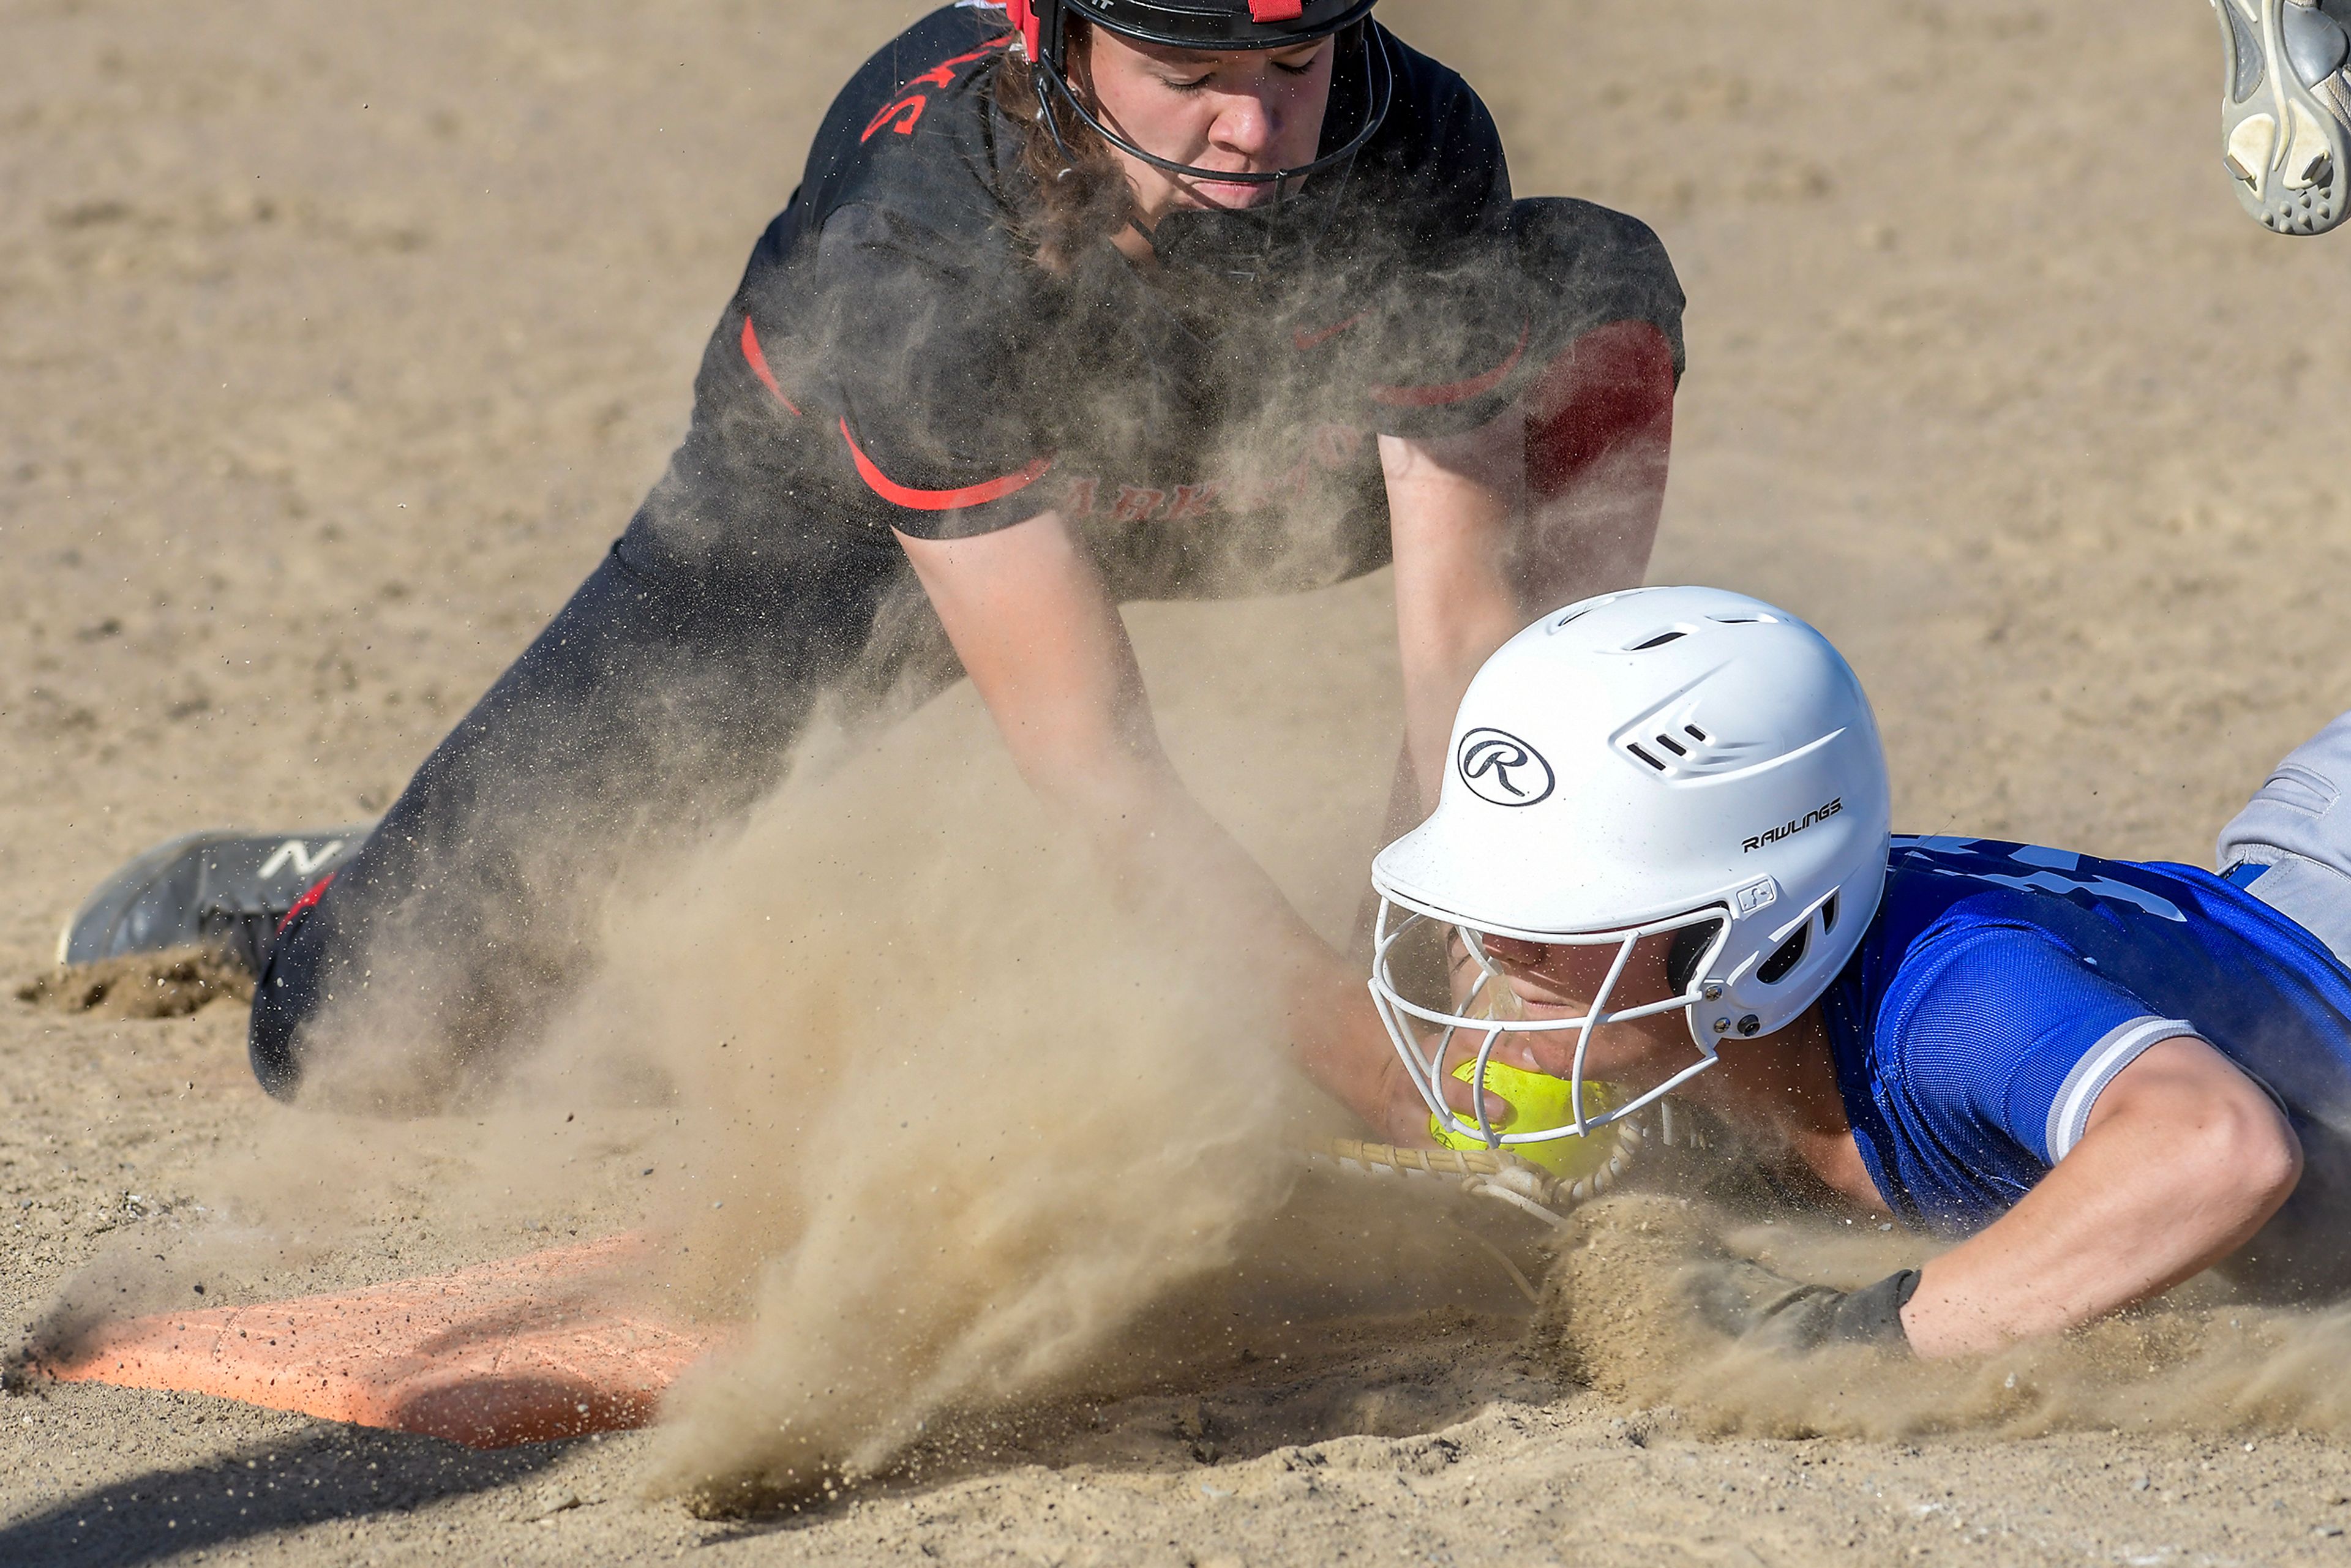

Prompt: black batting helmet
xmin=1010 ymin=0 xmax=1380 ymax=67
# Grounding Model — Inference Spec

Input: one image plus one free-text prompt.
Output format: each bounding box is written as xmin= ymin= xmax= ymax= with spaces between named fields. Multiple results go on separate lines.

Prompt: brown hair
xmin=992 ymin=20 xmax=1140 ymax=271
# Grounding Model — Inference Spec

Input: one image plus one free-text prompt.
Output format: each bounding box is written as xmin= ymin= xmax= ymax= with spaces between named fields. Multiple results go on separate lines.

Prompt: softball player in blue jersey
xmin=1371 ymin=585 xmax=2351 ymax=1357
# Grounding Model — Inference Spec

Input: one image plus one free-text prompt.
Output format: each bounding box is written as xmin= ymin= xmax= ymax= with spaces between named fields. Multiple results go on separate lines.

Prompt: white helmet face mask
xmin=1368 ymin=587 xmax=1893 ymax=1153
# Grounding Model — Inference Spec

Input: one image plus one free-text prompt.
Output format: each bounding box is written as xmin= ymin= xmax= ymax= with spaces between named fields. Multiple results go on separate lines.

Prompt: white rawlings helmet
xmin=1370 ymin=586 xmax=1891 ymax=1152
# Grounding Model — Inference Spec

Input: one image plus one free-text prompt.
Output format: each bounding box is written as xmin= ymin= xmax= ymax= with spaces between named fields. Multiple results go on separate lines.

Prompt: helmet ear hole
xmin=1756 ymin=925 xmax=1809 ymax=985
xmin=1665 ymin=918 xmax=1722 ymax=994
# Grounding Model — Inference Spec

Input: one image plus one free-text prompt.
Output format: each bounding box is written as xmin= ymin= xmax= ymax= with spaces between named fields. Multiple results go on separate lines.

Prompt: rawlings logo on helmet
xmin=1457 ymin=728 xmax=1556 ymax=807
xmin=1743 ymin=796 xmax=1843 ymax=853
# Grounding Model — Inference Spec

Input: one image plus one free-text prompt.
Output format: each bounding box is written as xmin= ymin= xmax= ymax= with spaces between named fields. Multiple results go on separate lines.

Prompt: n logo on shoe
xmin=260 ymin=839 xmax=347 ymax=881
xmin=1457 ymin=729 xmax=1555 ymax=808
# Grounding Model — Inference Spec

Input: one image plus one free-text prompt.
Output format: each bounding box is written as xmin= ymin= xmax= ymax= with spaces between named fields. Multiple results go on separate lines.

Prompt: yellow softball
xmin=1431 ymin=1057 xmax=1623 ymax=1181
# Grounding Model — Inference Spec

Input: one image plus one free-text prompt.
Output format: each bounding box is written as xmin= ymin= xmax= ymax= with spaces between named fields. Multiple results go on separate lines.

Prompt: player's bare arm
xmin=1898 ymin=1035 xmax=2303 ymax=1356
xmin=1382 ymin=413 xmax=1526 ymax=814
xmin=1384 ymin=330 xmax=1671 ymax=818
xmin=902 ymin=506 xmax=1493 ymax=1145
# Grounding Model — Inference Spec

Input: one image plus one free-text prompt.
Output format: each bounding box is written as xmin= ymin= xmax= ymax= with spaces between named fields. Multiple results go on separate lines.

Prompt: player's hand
xmin=1302 ymin=970 xmax=1511 ymax=1147
xmin=1361 ymin=1047 xmax=1512 ymax=1148
xmin=1682 ymin=1257 xmax=1919 ymax=1352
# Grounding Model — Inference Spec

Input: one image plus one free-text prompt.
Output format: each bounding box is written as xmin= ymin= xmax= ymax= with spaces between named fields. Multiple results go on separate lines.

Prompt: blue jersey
xmin=1820 ymin=836 xmax=2351 ymax=1252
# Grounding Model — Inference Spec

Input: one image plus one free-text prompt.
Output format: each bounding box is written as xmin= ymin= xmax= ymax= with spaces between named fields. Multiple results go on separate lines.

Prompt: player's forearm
xmin=1899 ymin=1043 xmax=2301 ymax=1356
xmin=898 ymin=509 xmax=1425 ymax=1138
xmin=1379 ymin=337 xmax=1675 ymax=813
xmin=1056 ymin=754 xmax=1415 ymax=1133
xmin=1382 ymin=421 xmax=1527 ymax=812
xmin=1903 ymin=1177 xmax=2281 ymax=1358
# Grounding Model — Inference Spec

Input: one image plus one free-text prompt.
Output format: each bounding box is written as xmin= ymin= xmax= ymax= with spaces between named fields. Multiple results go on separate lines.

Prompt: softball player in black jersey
xmin=68 ymin=1 xmax=1685 ymax=1138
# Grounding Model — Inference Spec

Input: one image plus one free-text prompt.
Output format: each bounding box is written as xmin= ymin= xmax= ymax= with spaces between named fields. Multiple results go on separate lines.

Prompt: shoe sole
xmin=56 ymin=823 xmax=375 ymax=970
xmin=2216 ymin=0 xmax=2351 ymax=235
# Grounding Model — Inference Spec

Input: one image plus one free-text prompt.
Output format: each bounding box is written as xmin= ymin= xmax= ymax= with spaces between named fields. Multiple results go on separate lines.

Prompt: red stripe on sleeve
xmin=1370 ymin=319 xmax=1531 ymax=408
xmin=838 ymin=419 xmax=1052 ymax=512
xmin=739 ymin=316 xmax=803 ymax=416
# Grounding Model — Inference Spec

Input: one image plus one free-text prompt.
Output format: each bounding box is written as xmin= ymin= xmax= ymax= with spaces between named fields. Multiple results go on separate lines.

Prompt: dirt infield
xmin=10 ymin=0 xmax=2351 ymax=1562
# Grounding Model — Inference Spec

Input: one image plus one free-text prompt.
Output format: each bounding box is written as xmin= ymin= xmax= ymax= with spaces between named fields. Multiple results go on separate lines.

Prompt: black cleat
xmin=56 ymin=825 xmax=375 ymax=976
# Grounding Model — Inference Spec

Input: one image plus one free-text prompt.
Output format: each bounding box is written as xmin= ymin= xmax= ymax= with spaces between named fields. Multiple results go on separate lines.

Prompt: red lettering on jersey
xmin=1111 ymin=485 xmax=1167 ymax=523
xmin=1060 ymin=476 xmax=1099 ymax=517
xmin=861 ymin=38 xmax=1010 ymax=143
xmin=1167 ymin=482 xmax=1223 ymax=520
xmin=1225 ymin=469 xmax=1273 ymax=512
xmin=861 ymin=96 xmax=926 ymax=143
xmin=1231 ymin=460 xmax=1308 ymax=511
xmin=909 ymin=42 xmax=1006 ymax=90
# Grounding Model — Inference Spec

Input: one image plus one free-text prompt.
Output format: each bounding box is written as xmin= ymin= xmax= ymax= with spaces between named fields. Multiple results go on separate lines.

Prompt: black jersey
xmin=648 ymin=2 xmax=1683 ymax=587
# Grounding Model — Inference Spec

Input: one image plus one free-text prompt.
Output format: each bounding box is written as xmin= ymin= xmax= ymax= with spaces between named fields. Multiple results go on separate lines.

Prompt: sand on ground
xmin=10 ymin=0 xmax=2351 ymax=1562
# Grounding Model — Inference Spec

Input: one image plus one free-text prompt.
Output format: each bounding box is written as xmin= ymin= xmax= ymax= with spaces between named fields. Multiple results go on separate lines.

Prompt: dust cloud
xmin=527 ymin=699 xmax=1327 ymax=1506
xmin=30 ymin=625 xmax=2351 ymax=1507
xmin=34 ymin=643 xmax=2351 ymax=1501
xmin=164 ymin=583 xmax=1403 ymax=1506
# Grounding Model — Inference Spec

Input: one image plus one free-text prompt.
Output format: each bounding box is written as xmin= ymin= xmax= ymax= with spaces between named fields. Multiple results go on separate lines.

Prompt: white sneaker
xmin=2216 ymin=0 xmax=2351 ymax=234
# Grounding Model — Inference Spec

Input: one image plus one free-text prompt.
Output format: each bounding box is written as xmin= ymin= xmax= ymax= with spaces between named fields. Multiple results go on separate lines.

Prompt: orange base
xmin=36 ymin=1236 xmax=719 ymax=1447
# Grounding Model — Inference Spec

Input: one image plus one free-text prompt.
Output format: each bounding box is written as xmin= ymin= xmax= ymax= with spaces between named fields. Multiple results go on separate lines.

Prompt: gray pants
xmin=2214 ymin=713 xmax=2351 ymax=1300
xmin=2218 ymin=710 xmax=2351 ymax=962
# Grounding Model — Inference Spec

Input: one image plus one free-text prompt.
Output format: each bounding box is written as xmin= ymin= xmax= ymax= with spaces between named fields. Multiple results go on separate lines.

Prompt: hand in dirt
xmin=1681 ymin=1256 xmax=1919 ymax=1352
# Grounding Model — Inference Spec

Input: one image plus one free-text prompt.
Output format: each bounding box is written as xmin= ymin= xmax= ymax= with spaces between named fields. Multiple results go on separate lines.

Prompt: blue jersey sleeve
xmin=1880 ymin=920 xmax=2200 ymax=1167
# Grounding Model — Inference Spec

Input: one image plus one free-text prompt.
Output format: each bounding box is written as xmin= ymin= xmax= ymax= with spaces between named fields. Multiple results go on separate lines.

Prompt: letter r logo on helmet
xmin=1457 ymin=728 xmax=1555 ymax=806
